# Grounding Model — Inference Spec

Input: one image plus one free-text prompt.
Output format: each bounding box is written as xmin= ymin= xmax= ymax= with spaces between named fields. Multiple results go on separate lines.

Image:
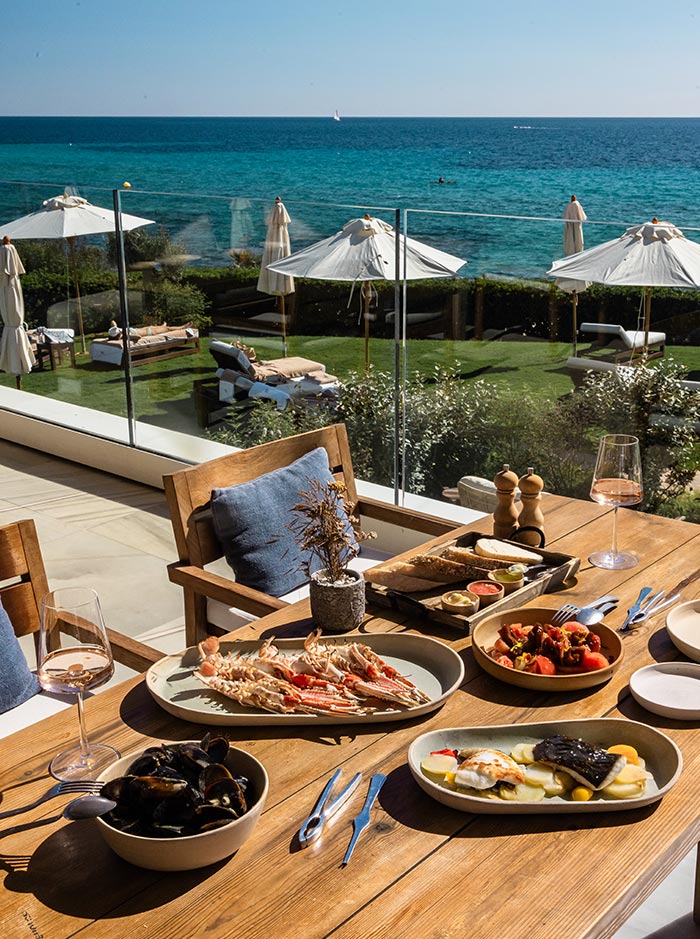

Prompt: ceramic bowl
xmin=441 ymin=589 xmax=479 ymax=615
xmin=467 ymin=580 xmax=504 ymax=607
xmin=487 ymin=569 xmax=525 ymax=595
xmin=471 ymin=606 xmax=624 ymax=691
xmin=95 ymin=742 xmax=268 ymax=870
xmin=665 ymin=599 xmax=700 ymax=662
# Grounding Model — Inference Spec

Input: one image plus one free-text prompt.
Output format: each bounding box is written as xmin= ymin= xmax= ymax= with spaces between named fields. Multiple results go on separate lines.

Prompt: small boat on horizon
xmin=333 ymin=109 xmax=341 ymax=122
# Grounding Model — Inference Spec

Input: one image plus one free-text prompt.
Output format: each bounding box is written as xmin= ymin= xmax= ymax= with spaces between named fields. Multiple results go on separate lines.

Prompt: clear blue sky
xmin=4 ymin=0 xmax=699 ymax=117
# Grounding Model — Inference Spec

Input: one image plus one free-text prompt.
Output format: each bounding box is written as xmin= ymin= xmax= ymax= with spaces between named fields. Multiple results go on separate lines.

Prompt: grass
xmin=3 ymin=335 xmax=699 ymax=435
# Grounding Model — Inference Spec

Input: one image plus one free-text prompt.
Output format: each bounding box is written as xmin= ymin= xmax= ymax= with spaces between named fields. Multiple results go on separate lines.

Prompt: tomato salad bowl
xmin=471 ymin=606 xmax=624 ymax=692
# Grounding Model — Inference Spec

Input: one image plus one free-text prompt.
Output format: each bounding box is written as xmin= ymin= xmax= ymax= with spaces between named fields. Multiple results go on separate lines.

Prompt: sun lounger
xmin=579 ymin=322 xmax=666 ymax=361
xmin=89 ymin=322 xmax=199 ymax=367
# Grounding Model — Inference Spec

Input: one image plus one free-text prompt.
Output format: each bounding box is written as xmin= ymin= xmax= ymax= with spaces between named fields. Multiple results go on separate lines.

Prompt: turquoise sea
xmin=1 ymin=117 xmax=699 ymax=277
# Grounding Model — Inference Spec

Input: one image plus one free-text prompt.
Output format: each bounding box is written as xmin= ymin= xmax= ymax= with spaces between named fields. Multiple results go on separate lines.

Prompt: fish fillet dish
xmin=196 ymin=630 xmax=431 ymax=715
xmin=420 ymin=736 xmax=652 ymax=802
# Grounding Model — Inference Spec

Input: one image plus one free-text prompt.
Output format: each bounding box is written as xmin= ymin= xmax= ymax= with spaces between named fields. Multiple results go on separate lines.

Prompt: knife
xmin=342 ymin=773 xmax=386 ymax=866
xmin=619 ymin=586 xmax=653 ymax=632
xmin=628 ymin=593 xmax=681 ymax=627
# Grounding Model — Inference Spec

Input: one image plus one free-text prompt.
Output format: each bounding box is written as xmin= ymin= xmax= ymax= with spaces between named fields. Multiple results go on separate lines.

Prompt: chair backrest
xmin=164 ymin=424 xmax=357 ymax=569
xmin=0 ymin=519 xmax=50 ymax=645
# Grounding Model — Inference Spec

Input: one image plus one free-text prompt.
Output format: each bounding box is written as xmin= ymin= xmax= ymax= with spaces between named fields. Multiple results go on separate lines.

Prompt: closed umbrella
xmin=548 ymin=218 xmax=700 ymax=354
xmin=556 ymin=195 xmax=590 ymax=355
xmin=0 ymin=238 xmax=35 ymax=388
xmin=0 ymin=194 xmax=154 ymax=353
xmin=257 ymin=197 xmax=295 ymax=356
xmin=268 ymin=214 xmax=466 ymax=369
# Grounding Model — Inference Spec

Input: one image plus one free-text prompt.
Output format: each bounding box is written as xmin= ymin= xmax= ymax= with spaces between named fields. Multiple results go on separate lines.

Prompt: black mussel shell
xmin=204 ymin=777 xmax=247 ymax=816
xmin=176 ymin=742 xmax=212 ymax=774
xmin=100 ymin=776 xmax=135 ymax=803
xmin=127 ymin=754 xmax=161 ymax=776
xmin=232 ymin=775 xmax=250 ymax=797
xmin=152 ymin=765 xmax=188 ymax=781
xmin=131 ymin=776 xmax=189 ymax=801
xmin=147 ymin=823 xmax=187 ymax=837
xmin=193 ymin=803 xmax=239 ymax=830
xmin=201 ymin=735 xmax=229 ymax=764
xmin=152 ymin=796 xmax=197 ymax=827
xmin=199 ymin=763 xmax=232 ymax=791
xmin=103 ymin=809 xmax=142 ymax=834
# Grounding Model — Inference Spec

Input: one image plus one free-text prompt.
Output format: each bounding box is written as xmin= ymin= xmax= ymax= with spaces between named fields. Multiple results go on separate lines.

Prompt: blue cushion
xmin=0 ymin=597 xmax=40 ymax=714
xmin=211 ymin=447 xmax=358 ymax=597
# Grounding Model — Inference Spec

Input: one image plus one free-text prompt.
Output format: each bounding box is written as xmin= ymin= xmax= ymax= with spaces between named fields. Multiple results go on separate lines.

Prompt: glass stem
xmin=610 ymin=505 xmax=619 ymax=558
xmin=76 ymin=690 xmax=91 ymax=762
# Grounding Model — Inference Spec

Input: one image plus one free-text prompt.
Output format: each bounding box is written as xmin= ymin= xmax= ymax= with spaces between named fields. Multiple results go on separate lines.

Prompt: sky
xmin=3 ymin=0 xmax=700 ymax=117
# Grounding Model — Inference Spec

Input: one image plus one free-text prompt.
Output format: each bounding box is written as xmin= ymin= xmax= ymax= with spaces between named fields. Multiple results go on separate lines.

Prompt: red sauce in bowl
xmin=470 ymin=582 xmax=502 ymax=596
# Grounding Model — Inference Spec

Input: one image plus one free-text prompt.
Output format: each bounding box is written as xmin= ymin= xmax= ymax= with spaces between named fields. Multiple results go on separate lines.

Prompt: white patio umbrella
xmin=556 ymin=195 xmax=590 ymax=355
xmin=0 ymin=238 xmax=35 ymax=388
xmin=548 ymin=218 xmax=700 ymax=354
xmin=257 ymin=197 xmax=295 ymax=356
xmin=267 ymin=214 xmax=466 ymax=369
xmin=0 ymin=194 xmax=154 ymax=353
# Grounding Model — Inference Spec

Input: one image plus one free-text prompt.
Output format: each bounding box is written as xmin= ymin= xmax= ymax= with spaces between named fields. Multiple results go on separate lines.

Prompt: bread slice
xmin=363 ymin=562 xmax=437 ymax=593
xmin=442 ymin=546 xmax=505 ymax=571
xmin=473 ymin=538 xmax=542 ymax=564
xmin=407 ymin=554 xmax=477 ymax=583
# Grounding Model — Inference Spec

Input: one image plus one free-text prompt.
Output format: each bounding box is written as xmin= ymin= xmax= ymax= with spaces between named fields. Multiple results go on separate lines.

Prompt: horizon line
xmin=1 ymin=114 xmax=699 ymax=120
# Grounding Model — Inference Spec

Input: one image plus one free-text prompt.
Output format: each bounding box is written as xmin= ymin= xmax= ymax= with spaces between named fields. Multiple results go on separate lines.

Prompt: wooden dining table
xmin=1 ymin=494 xmax=699 ymax=939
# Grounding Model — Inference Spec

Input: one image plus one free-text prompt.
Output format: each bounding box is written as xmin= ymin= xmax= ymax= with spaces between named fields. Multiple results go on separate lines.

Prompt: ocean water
xmin=1 ymin=117 xmax=699 ymax=277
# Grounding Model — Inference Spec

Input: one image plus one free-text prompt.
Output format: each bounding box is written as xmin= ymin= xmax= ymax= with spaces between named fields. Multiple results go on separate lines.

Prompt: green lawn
xmin=3 ymin=335 xmax=699 ymax=436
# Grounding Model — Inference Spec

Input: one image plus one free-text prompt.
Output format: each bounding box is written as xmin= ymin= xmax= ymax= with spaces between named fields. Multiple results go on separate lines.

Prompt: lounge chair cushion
xmin=580 ymin=323 xmax=666 ymax=350
xmin=0 ymin=598 xmax=40 ymax=714
xmin=211 ymin=447 xmax=359 ymax=597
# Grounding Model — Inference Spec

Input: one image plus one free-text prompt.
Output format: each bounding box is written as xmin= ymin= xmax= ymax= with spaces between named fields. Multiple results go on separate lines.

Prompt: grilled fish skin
xmin=533 ymin=735 xmax=625 ymax=790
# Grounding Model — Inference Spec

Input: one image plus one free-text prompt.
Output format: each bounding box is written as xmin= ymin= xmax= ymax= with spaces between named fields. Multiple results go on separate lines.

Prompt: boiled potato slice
xmin=614 ymin=763 xmax=649 ymax=784
xmin=523 ymin=763 xmax=568 ymax=796
xmin=510 ymin=743 xmax=536 ymax=764
xmin=421 ymin=754 xmax=459 ymax=779
xmin=500 ymin=782 xmax=546 ymax=802
xmin=603 ymin=765 xmax=652 ymax=799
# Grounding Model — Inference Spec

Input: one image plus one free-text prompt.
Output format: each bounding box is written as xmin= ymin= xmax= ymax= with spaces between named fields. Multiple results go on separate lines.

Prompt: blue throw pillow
xmin=0 ymin=597 xmax=40 ymax=714
xmin=211 ymin=447 xmax=359 ymax=597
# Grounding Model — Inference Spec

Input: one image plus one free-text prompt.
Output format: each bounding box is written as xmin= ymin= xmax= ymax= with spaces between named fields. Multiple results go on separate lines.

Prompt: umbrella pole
xmin=68 ymin=237 xmax=86 ymax=354
xmin=280 ymin=295 xmax=288 ymax=357
xmin=572 ymin=291 xmax=578 ymax=357
xmin=363 ymin=281 xmax=370 ymax=371
xmin=643 ymin=287 xmax=652 ymax=356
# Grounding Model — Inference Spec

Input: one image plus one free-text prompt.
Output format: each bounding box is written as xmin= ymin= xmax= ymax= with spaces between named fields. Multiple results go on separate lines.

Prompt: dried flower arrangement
xmin=289 ymin=479 xmax=376 ymax=584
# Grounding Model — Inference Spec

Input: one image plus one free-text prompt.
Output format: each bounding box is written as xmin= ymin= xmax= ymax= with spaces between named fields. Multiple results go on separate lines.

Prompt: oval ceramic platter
xmin=407 ymin=718 xmax=682 ymax=814
xmin=147 ymin=633 xmax=465 ymax=726
xmin=471 ymin=607 xmax=624 ymax=691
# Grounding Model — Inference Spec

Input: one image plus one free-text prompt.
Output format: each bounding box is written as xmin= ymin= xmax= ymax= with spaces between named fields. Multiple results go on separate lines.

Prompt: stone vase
xmin=309 ymin=568 xmax=366 ymax=633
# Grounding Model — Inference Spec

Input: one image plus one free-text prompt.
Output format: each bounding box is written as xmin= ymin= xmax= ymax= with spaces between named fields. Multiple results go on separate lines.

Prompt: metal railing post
xmin=112 ymin=189 xmax=136 ymax=447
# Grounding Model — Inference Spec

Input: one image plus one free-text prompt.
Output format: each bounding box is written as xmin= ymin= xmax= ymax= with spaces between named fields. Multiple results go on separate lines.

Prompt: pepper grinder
xmin=517 ymin=467 xmax=545 ymax=546
xmin=493 ymin=464 xmax=520 ymax=539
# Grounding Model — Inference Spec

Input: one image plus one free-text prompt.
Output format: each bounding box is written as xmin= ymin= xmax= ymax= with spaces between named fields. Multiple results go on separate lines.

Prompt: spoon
xmin=0 ymin=795 xmax=116 ymax=839
xmin=576 ymin=602 xmax=617 ymax=626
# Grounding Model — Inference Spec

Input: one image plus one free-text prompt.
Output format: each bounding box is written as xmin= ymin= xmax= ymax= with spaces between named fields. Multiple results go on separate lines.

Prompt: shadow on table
xmin=0 ymin=822 xmax=225 ymax=918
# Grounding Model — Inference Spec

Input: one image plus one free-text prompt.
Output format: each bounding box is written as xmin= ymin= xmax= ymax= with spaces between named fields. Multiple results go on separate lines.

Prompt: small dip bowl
xmin=441 ymin=590 xmax=480 ymax=615
xmin=487 ymin=568 xmax=524 ymax=595
xmin=468 ymin=580 xmax=505 ymax=606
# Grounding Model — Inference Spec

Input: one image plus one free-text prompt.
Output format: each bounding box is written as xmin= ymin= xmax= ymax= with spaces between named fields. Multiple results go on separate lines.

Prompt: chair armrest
xmin=167 ymin=563 xmax=287 ymax=617
xmin=356 ymin=496 xmax=461 ymax=537
xmin=107 ymin=631 xmax=164 ymax=672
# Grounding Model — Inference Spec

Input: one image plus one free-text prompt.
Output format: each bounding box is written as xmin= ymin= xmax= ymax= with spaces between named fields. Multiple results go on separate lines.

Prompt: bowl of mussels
xmin=95 ymin=734 xmax=268 ymax=870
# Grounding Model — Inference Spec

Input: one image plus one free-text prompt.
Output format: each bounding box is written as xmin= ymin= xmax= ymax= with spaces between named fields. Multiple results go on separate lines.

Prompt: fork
xmin=550 ymin=594 xmax=619 ymax=629
xmin=0 ymin=779 xmax=102 ymax=820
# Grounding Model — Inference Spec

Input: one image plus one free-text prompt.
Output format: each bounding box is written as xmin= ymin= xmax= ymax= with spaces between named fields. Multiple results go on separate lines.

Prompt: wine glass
xmin=589 ymin=434 xmax=644 ymax=570
xmin=38 ymin=587 xmax=120 ymax=780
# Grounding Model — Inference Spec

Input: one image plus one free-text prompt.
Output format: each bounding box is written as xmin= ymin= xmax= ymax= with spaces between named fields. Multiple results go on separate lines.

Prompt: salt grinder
xmin=516 ymin=467 xmax=545 ymax=546
xmin=493 ymin=464 xmax=519 ymax=539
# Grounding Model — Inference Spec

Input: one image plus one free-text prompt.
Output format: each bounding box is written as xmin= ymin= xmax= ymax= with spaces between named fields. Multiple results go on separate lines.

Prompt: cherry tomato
xmin=495 ymin=654 xmax=515 ymax=669
xmin=525 ymin=654 xmax=557 ymax=675
xmin=580 ymin=650 xmax=610 ymax=671
xmin=430 ymin=748 xmax=458 ymax=759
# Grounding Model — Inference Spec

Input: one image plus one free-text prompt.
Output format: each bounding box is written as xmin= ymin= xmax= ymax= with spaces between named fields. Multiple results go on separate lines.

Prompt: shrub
xmin=148 ymin=279 xmax=211 ymax=329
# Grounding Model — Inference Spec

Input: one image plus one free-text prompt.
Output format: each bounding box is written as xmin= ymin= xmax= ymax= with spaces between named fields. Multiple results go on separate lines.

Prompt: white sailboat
xmin=333 ymin=109 xmax=341 ymax=122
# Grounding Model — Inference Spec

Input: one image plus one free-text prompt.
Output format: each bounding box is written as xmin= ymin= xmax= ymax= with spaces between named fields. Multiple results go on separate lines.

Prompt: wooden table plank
xmin=1 ymin=501 xmax=698 ymax=939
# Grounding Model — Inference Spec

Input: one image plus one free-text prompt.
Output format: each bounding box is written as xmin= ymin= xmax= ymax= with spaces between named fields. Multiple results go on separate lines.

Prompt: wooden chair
xmin=0 ymin=518 xmax=162 ymax=674
xmin=164 ymin=423 xmax=460 ymax=646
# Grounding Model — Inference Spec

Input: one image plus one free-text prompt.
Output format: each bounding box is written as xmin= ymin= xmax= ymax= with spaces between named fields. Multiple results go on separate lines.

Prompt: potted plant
xmin=289 ymin=479 xmax=375 ymax=633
